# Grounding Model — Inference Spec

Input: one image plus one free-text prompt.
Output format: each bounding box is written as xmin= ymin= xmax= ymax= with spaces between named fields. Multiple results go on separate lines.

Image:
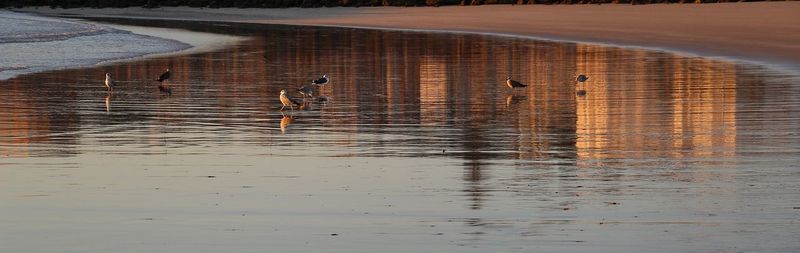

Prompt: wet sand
xmin=98 ymin=23 xmax=246 ymax=60
xmin=2 ymin=19 xmax=800 ymax=252
xmin=17 ymin=2 xmax=800 ymax=72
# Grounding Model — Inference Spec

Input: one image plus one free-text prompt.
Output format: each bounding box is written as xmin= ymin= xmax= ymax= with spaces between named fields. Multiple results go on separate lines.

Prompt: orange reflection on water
xmin=0 ymin=22 xmax=790 ymax=165
xmin=574 ymin=45 xmax=738 ymax=165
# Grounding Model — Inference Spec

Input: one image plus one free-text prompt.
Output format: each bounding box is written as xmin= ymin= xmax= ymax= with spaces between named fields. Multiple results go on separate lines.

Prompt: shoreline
xmin=15 ymin=3 xmax=800 ymax=74
xmin=0 ymin=10 xmax=244 ymax=80
xmin=90 ymin=22 xmax=246 ymax=64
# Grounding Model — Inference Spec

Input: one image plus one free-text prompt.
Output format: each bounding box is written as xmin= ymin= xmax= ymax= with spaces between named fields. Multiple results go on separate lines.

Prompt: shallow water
xmin=1 ymin=19 xmax=799 ymax=252
xmin=0 ymin=11 xmax=189 ymax=80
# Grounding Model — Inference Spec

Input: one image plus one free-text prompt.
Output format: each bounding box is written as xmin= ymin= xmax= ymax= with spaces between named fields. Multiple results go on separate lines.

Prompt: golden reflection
xmin=105 ymin=94 xmax=112 ymax=113
xmin=574 ymin=44 xmax=738 ymax=165
xmin=280 ymin=114 xmax=293 ymax=134
xmin=505 ymin=94 xmax=526 ymax=109
xmin=419 ymin=56 xmax=447 ymax=126
xmin=0 ymin=24 xmax=770 ymax=163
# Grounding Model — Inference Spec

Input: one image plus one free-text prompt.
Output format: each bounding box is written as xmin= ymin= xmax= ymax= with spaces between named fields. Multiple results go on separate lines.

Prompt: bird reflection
xmin=576 ymin=90 xmax=587 ymax=96
xmin=505 ymin=94 xmax=527 ymax=108
xmin=317 ymin=96 xmax=330 ymax=104
xmin=158 ymin=84 xmax=172 ymax=96
xmin=105 ymin=94 xmax=112 ymax=113
xmin=280 ymin=113 xmax=293 ymax=134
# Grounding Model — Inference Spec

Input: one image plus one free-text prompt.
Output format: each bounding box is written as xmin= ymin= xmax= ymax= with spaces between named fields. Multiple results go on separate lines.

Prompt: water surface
xmin=1 ymin=19 xmax=799 ymax=252
xmin=0 ymin=11 xmax=189 ymax=80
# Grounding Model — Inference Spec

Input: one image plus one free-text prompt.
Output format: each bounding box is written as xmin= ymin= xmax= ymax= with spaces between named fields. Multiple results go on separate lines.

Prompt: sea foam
xmin=0 ymin=10 xmax=190 ymax=80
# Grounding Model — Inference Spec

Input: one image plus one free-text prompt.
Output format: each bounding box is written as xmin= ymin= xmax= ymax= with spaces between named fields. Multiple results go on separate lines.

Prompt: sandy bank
xmin=95 ymin=22 xmax=246 ymax=62
xmin=17 ymin=2 xmax=800 ymax=71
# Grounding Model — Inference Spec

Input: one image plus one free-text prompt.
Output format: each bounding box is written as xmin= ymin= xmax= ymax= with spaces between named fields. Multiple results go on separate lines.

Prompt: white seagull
xmin=104 ymin=73 xmax=116 ymax=93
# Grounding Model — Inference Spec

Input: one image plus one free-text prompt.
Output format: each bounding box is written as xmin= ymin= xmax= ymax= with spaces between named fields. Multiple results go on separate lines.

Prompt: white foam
xmin=0 ymin=10 xmax=113 ymax=43
xmin=0 ymin=10 xmax=190 ymax=80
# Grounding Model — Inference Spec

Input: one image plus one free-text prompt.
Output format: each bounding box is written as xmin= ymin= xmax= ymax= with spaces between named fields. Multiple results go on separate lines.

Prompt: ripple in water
xmin=0 ymin=11 xmax=190 ymax=80
xmin=1 ymin=19 xmax=799 ymax=252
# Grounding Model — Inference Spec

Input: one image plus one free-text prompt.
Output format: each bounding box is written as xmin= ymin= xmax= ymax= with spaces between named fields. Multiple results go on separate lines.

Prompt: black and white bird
xmin=312 ymin=74 xmax=329 ymax=86
xmin=104 ymin=73 xmax=116 ymax=93
xmin=297 ymin=85 xmax=314 ymax=98
xmin=279 ymin=90 xmax=303 ymax=111
xmin=156 ymin=68 xmax=171 ymax=82
xmin=576 ymin=74 xmax=589 ymax=83
xmin=506 ymin=76 xmax=527 ymax=89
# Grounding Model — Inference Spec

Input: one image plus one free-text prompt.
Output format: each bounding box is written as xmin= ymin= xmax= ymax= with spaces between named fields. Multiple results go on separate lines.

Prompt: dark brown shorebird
xmin=297 ymin=85 xmax=314 ymax=98
xmin=576 ymin=74 xmax=589 ymax=83
xmin=279 ymin=90 xmax=303 ymax=111
xmin=506 ymin=76 xmax=527 ymax=89
xmin=156 ymin=68 xmax=171 ymax=82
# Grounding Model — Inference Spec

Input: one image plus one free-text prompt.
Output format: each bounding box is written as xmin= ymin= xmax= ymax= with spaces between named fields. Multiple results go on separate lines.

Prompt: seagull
xmin=297 ymin=85 xmax=314 ymax=98
xmin=576 ymin=74 xmax=589 ymax=83
xmin=506 ymin=76 xmax=527 ymax=89
xmin=312 ymin=74 xmax=329 ymax=86
xmin=104 ymin=73 xmax=116 ymax=93
xmin=156 ymin=68 xmax=171 ymax=82
xmin=279 ymin=90 xmax=303 ymax=111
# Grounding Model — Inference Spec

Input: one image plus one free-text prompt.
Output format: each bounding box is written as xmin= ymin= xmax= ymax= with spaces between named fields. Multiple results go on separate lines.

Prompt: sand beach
xmin=3 ymin=3 xmax=800 ymax=253
xmin=18 ymin=2 xmax=800 ymax=71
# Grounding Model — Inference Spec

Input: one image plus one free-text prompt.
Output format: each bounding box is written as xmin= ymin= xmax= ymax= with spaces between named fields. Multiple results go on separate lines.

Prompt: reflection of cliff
xmin=1 ymin=77 xmax=80 ymax=157
xmin=575 ymin=46 xmax=738 ymax=163
xmin=419 ymin=56 xmax=447 ymax=126
xmin=0 ymin=21 xmax=748 ymax=164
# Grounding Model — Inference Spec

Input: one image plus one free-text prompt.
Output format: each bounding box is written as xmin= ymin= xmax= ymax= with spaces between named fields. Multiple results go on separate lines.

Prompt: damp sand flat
xmin=19 ymin=2 xmax=800 ymax=72
xmin=1 ymin=20 xmax=800 ymax=252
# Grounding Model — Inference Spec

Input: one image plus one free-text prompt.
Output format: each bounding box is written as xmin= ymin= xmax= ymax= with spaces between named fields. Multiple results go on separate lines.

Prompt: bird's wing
xmin=158 ymin=71 xmax=170 ymax=81
xmin=313 ymin=77 xmax=327 ymax=84
xmin=291 ymin=96 xmax=303 ymax=105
